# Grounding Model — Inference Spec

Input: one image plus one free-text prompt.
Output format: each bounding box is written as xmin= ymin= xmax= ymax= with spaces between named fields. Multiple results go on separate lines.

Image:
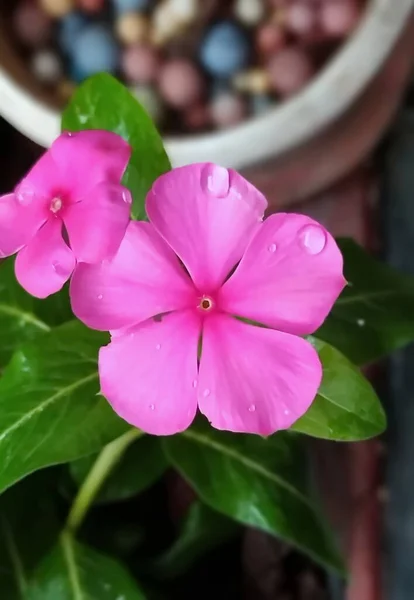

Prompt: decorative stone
xmin=158 ymin=59 xmax=204 ymax=108
xmin=233 ymin=69 xmax=271 ymax=94
xmin=200 ymin=21 xmax=251 ymax=78
xmin=40 ymin=0 xmax=75 ymax=19
xmin=72 ymin=24 xmax=119 ymax=76
xmin=78 ymin=0 xmax=105 ymax=13
xmin=113 ymin=0 xmax=152 ymax=13
xmin=31 ymin=49 xmax=62 ymax=84
xmin=59 ymin=12 xmax=88 ymax=54
xmin=256 ymin=23 xmax=285 ymax=56
xmin=267 ymin=46 xmax=314 ymax=96
xmin=152 ymin=0 xmax=197 ymax=45
xmin=251 ymin=94 xmax=275 ymax=116
xmin=130 ymin=85 xmax=164 ymax=122
xmin=115 ymin=11 xmax=150 ymax=45
xmin=57 ymin=79 xmax=77 ymax=101
xmin=184 ymin=103 xmax=210 ymax=130
xmin=13 ymin=2 xmax=52 ymax=47
xmin=235 ymin=0 xmax=265 ymax=27
xmin=122 ymin=45 xmax=159 ymax=83
xmin=286 ymin=1 xmax=318 ymax=37
xmin=210 ymin=92 xmax=246 ymax=129
xmin=320 ymin=0 xmax=360 ymax=37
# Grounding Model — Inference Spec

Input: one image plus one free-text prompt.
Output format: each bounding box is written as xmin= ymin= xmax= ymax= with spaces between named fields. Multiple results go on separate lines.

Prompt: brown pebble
xmin=210 ymin=92 xmax=246 ymax=129
xmin=158 ymin=59 xmax=204 ymax=109
xmin=268 ymin=46 xmax=314 ymax=96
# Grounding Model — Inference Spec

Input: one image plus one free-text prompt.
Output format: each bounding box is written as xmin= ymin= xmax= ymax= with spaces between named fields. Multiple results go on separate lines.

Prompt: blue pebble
xmin=112 ymin=0 xmax=152 ymax=13
xmin=59 ymin=12 xmax=88 ymax=55
xmin=72 ymin=25 xmax=119 ymax=77
xmin=200 ymin=22 xmax=251 ymax=79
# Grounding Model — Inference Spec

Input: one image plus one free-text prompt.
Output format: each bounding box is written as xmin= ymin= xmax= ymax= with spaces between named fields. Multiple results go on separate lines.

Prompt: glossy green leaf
xmin=164 ymin=421 xmax=345 ymax=574
xmin=291 ymin=337 xmax=386 ymax=441
xmin=0 ymin=321 xmax=128 ymax=495
xmin=26 ymin=535 xmax=147 ymax=600
xmin=318 ymin=238 xmax=414 ymax=365
xmin=0 ymin=471 xmax=60 ymax=599
xmin=152 ymin=501 xmax=238 ymax=578
xmin=70 ymin=435 xmax=167 ymax=504
xmin=0 ymin=259 xmax=71 ymax=368
xmin=61 ymin=73 xmax=171 ymax=219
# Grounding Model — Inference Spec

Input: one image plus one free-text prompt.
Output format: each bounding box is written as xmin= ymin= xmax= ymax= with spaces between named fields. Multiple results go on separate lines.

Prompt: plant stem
xmin=66 ymin=428 xmax=143 ymax=533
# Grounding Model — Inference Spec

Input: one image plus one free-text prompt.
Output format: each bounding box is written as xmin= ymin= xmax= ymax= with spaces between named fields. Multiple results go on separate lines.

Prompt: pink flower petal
xmin=146 ymin=163 xmax=267 ymax=291
xmin=52 ymin=130 xmax=131 ymax=197
xmin=70 ymin=221 xmax=197 ymax=331
xmin=198 ymin=314 xmax=322 ymax=435
xmin=15 ymin=219 xmax=75 ymax=298
xmin=99 ymin=310 xmax=201 ymax=435
xmin=15 ymin=149 xmax=60 ymax=202
xmin=0 ymin=193 xmax=47 ymax=257
xmin=64 ymin=182 xmax=131 ymax=263
xmin=219 ymin=214 xmax=345 ymax=336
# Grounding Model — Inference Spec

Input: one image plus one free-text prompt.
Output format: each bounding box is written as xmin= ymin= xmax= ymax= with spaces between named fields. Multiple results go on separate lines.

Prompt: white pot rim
xmin=0 ymin=0 xmax=412 ymax=168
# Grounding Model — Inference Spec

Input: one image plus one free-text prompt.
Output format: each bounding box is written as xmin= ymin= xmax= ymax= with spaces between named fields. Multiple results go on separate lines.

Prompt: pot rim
xmin=0 ymin=0 xmax=412 ymax=167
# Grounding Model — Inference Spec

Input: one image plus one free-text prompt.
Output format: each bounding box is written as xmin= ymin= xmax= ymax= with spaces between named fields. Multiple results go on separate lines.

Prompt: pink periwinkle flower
xmin=70 ymin=163 xmax=346 ymax=436
xmin=0 ymin=130 xmax=132 ymax=298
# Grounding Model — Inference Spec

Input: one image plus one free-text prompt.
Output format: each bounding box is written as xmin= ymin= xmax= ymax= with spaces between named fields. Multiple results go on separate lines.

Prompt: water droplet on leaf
xmin=299 ymin=224 xmax=327 ymax=255
xmin=357 ymin=318 xmax=365 ymax=327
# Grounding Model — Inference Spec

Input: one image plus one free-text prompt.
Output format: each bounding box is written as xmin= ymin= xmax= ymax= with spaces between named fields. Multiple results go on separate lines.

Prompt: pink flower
xmin=0 ymin=130 xmax=132 ymax=298
xmin=71 ymin=164 xmax=345 ymax=436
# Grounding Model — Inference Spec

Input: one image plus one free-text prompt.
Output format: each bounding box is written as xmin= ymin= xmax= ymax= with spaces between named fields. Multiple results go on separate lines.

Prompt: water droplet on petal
xmin=248 ymin=404 xmax=256 ymax=412
xmin=149 ymin=404 xmax=155 ymax=411
xmin=268 ymin=243 xmax=277 ymax=253
xmin=97 ymin=294 xmax=103 ymax=300
xmin=15 ymin=187 xmax=35 ymax=206
xmin=299 ymin=224 xmax=327 ymax=255
xmin=284 ymin=409 xmax=290 ymax=416
xmin=192 ymin=379 xmax=198 ymax=389
xmin=122 ymin=189 xmax=132 ymax=204
xmin=156 ymin=343 xmax=161 ymax=350
xmin=203 ymin=389 xmax=210 ymax=398
xmin=357 ymin=318 xmax=365 ymax=327
xmin=202 ymin=164 xmax=230 ymax=198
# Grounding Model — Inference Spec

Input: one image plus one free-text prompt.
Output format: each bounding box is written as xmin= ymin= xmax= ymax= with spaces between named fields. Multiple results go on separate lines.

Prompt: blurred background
xmin=1 ymin=1 xmax=414 ymax=599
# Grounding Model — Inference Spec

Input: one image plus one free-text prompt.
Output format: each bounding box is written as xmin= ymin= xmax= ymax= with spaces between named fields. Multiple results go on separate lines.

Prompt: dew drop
xmin=149 ymin=404 xmax=155 ymax=411
xmin=299 ymin=224 xmax=327 ymax=255
xmin=284 ymin=409 xmax=290 ymax=416
xmin=202 ymin=164 xmax=230 ymax=198
xmin=203 ymin=389 xmax=211 ymax=398
xmin=52 ymin=261 xmax=67 ymax=276
xmin=192 ymin=379 xmax=198 ymax=389
xmin=122 ymin=190 xmax=132 ymax=204
xmin=15 ymin=187 xmax=35 ymax=206
xmin=248 ymin=404 xmax=256 ymax=412
xmin=357 ymin=318 xmax=365 ymax=327
xmin=97 ymin=294 xmax=103 ymax=300
xmin=155 ymin=343 xmax=161 ymax=350
xmin=268 ymin=243 xmax=277 ymax=253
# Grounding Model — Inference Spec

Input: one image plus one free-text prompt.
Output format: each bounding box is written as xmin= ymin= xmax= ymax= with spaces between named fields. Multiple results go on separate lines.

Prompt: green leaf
xmin=0 ymin=321 xmax=128 ymax=495
xmin=70 ymin=436 xmax=167 ymax=504
xmin=26 ymin=535 xmax=147 ymax=600
xmin=318 ymin=238 xmax=414 ymax=365
xmin=152 ymin=501 xmax=238 ymax=578
xmin=291 ymin=337 xmax=386 ymax=441
xmin=164 ymin=421 xmax=345 ymax=574
xmin=61 ymin=73 xmax=171 ymax=219
xmin=0 ymin=259 xmax=71 ymax=368
xmin=0 ymin=471 xmax=60 ymax=599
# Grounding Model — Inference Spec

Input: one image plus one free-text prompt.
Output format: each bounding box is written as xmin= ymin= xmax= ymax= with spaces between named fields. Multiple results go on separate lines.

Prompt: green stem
xmin=66 ymin=428 xmax=142 ymax=533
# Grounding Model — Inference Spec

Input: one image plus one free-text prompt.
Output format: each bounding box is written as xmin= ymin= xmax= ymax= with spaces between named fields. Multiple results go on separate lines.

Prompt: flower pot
xmin=0 ymin=0 xmax=413 ymax=205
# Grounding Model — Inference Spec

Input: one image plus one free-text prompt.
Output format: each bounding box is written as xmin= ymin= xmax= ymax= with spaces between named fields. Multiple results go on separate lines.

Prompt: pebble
xmin=320 ymin=0 xmax=361 ymax=37
xmin=158 ymin=58 xmax=204 ymax=108
xmin=122 ymin=45 xmax=159 ymax=83
xmin=233 ymin=69 xmax=270 ymax=94
xmin=286 ymin=1 xmax=318 ymax=37
xmin=235 ymin=0 xmax=265 ymax=27
xmin=130 ymin=84 xmax=164 ymax=122
xmin=211 ymin=91 xmax=246 ymax=129
xmin=31 ymin=49 xmax=62 ymax=84
xmin=78 ymin=0 xmax=105 ymax=13
xmin=116 ymin=11 xmax=150 ymax=45
xmin=200 ymin=21 xmax=251 ymax=79
xmin=113 ymin=0 xmax=153 ymax=13
xmin=14 ymin=2 xmax=52 ymax=47
xmin=256 ymin=23 xmax=285 ymax=56
xmin=251 ymin=93 xmax=275 ymax=116
xmin=40 ymin=0 xmax=75 ymax=19
xmin=59 ymin=12 xmax=88 ymax=54
xmin=57 ymin=79 xmax=77 ymax=101
xmin=184 ymin=103 xmax=210 ymax=130
xmin=267 ymin=47 xmax=314 ymax=96
xmin=72 ymin=24 xmax=120 ymax=76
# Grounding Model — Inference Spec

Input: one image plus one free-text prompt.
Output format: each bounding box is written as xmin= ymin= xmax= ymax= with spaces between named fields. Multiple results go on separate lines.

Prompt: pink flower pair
xmin=0 ymin=131 xmax=132 ymax=297
xmin=0 ymin=131 xmax=345 ymax=436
